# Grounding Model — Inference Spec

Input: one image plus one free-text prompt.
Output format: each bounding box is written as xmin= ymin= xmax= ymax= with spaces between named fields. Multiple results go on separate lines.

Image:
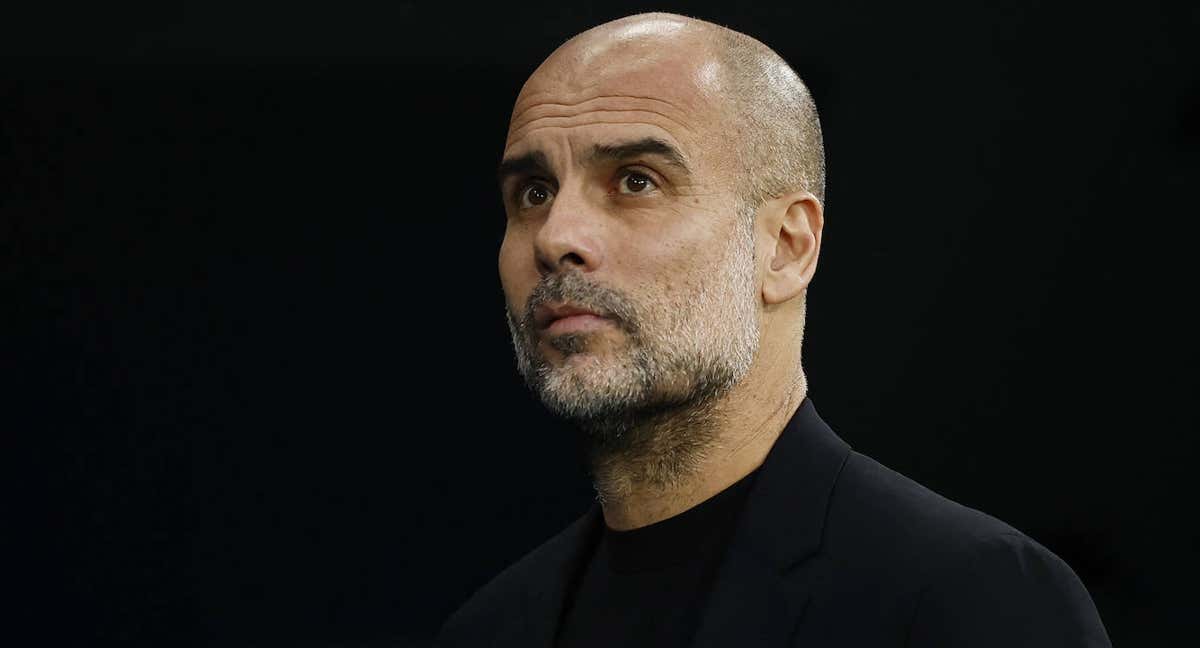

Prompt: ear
xmin=761 ymin=191 xmax=824 ymax=305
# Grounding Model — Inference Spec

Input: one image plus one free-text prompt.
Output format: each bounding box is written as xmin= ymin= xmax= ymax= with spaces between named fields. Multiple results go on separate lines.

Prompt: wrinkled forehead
xmin=505 ymin=34 xmax=728 ymax=157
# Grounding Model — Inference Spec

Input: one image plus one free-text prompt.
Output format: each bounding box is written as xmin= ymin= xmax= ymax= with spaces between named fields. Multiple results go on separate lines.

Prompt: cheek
xmin=498 ymin=228 xmax=534 ymax=309
xmin=631 ymin=229 xmax=722 ymax=279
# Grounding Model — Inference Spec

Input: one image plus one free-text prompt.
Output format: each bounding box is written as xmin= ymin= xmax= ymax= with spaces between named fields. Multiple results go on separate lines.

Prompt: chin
xmin=545 ymin=352 xmax=621 ymax=387
xmin=538 ymin=360 xmax=641 ymax=411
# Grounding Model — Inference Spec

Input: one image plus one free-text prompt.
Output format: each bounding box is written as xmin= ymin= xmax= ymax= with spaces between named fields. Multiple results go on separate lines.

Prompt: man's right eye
xmin=518 ymin=183 xmax=554 ymax=208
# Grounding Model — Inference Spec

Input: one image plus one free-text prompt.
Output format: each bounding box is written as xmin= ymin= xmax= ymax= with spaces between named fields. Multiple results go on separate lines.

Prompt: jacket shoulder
xmin=907 ymin=529 xmax=1112 ymax=646
xmin=826 ymin=450 xmax=1026 ymax=563
xmin=822 ymin=451 xmax=1110 ymax=645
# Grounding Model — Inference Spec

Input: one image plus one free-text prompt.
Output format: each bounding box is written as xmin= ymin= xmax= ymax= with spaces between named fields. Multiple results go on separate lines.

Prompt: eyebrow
xmin=496 ymin=137 xmax=692 ymax=187
xmin=497 ymin=150 xmax=553 ymax=186
xmin=588 ymin=137 xmax=690 ymax=174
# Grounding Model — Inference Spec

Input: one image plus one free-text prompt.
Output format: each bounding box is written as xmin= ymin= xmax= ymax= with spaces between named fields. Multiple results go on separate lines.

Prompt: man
xmin=439 ymin=12 xmax=1110 ymax=647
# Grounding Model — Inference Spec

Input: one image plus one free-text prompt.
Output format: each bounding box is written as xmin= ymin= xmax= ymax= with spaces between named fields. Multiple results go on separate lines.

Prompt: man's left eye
xmin=617 ymin=171 xmax=657 ymax=195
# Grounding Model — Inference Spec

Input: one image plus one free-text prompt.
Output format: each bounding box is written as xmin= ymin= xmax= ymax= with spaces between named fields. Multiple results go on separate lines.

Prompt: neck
xmin=586 ymin=368 xmax=807 ymax=531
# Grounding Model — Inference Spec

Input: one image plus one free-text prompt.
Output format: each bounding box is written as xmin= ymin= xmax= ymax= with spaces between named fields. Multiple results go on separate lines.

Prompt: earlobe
xmin=762 ymin=192 xmax=823 ymax=306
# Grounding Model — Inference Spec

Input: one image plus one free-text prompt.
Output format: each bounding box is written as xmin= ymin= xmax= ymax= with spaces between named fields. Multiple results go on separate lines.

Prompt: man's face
xmin=498 ymin=32 xmax=762 ymax=428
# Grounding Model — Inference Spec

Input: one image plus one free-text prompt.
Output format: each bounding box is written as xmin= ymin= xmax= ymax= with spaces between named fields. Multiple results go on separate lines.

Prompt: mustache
xmin=522 ymin=272 xmax=640 ymax=335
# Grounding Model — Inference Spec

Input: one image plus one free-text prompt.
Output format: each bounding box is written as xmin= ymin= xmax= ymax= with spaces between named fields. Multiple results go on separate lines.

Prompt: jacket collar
xmin=690 ymin=397 xmax=851 ymax=646
xmin=518 ymin=505 xmax=602 ymax=647
xmin=723 ymin=397 xmax=851 ymax=572
xmin=516 ymin=397 xmax=851 ymax=647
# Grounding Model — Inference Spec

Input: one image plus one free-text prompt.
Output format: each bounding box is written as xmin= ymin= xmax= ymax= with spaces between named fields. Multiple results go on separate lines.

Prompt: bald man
xmin=438 ymin=13 xmax=1110 ymax=648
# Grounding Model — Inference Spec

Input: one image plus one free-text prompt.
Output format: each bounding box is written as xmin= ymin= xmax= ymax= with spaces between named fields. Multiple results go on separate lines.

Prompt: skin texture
xmin=499 ymin=13 xmax=824 ymax=530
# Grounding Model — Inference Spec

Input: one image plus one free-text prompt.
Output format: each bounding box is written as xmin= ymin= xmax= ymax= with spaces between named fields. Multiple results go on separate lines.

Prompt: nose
xmin=533 ymin=186 xmax=603 ymax=276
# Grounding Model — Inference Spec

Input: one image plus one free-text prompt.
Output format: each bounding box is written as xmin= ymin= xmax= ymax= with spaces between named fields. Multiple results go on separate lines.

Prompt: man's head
xmin=498 ymin=13 xmax=824 ymax=456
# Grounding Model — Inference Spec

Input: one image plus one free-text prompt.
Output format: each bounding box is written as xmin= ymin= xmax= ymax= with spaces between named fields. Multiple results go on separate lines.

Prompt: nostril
xmin=559 ymin=252 xmax=586 ymax=268
xmin=536 ymin=251 xmax=586 ymax=277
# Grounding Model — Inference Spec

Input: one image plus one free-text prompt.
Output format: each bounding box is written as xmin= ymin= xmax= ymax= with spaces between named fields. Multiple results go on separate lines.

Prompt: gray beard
xmin=504 ymin=212 xmax=760 ymax=495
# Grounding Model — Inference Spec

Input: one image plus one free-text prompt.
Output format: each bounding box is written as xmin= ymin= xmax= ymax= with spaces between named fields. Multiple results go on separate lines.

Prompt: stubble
xmin=505 ymin=212 xmax=760 ymax=500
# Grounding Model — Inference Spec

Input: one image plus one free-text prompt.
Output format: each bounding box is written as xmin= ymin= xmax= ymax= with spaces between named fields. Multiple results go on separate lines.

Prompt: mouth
xmin=533 ymin=302 xmax=615 ymax=335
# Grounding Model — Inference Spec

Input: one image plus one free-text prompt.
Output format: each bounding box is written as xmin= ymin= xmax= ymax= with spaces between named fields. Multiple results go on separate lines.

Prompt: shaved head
xmin=498 ymin=13 xmax=826 ymax=503
xmin=516 ymin=12 xmax=825 ymax=209
xmin=712 ymin=25 xmax=826 ymax=206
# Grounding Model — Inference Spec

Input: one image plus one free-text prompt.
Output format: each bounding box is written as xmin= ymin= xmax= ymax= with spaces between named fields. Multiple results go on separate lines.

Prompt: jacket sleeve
xmin=905 ymin=531 xmax=1111 ymax=647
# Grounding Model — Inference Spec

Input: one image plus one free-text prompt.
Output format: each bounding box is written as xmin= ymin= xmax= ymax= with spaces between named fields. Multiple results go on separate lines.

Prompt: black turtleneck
xmin=554 ymin=467 xmax=761 ymax=647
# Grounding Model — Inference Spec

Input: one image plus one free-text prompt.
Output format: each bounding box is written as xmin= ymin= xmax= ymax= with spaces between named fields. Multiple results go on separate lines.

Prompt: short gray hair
xmin=715 ymin=29 xmax=826 ymax=208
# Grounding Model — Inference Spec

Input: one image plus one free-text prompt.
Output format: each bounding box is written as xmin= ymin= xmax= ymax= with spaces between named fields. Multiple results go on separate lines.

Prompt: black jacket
xmin=438 ymin=399 xmax=1111 ymax=647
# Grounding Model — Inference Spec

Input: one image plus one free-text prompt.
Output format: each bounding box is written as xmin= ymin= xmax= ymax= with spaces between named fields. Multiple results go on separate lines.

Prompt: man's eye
xmin=519 ymin=183 xmax=554 ymax=208
xmin=618 ymin=171 xmax=657 ymax=195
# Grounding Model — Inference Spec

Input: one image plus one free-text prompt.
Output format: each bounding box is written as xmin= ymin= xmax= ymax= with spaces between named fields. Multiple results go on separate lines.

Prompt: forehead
xmin=504 ymin=34 xmax=727 ymax=166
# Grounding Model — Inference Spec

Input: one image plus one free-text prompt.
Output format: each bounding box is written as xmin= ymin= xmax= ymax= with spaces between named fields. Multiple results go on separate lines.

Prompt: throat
xmin=581 ymin=397 xmax=725 ymax=522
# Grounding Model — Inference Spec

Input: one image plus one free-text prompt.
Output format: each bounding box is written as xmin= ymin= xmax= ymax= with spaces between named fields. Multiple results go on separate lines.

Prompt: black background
xmin=5 ymin=1 xmax=1197 ymax=646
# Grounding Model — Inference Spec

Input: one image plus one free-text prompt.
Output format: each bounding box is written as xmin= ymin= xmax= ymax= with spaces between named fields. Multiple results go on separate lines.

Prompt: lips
xmin=533 ymin=302 xmax=610 ymax=332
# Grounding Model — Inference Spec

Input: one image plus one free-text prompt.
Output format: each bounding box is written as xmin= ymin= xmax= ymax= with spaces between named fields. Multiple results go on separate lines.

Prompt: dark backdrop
xmin=5 ymin=1 xmax=1196 ymax=646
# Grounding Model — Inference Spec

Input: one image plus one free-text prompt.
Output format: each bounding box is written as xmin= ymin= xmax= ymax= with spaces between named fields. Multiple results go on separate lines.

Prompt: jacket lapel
xmin=690 ymin=399 xmax=851 ymax=647
xmin=506 ymin=399 xmax=851 ymax=648
xmin=515 ymin=504 xmax=604 ymax=648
